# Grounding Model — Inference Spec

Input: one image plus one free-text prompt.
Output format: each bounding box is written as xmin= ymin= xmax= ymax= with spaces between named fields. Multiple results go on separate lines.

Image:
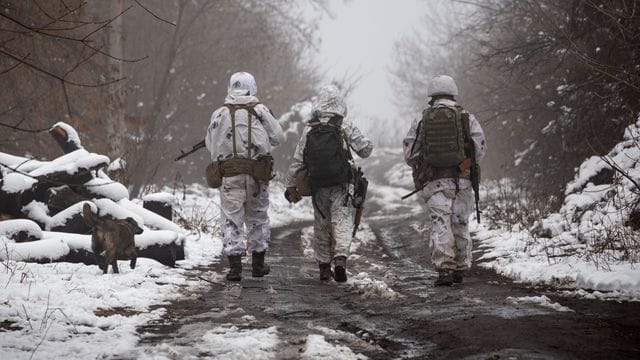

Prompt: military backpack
xmin=303 ymin=115 xmax=352 ymax=191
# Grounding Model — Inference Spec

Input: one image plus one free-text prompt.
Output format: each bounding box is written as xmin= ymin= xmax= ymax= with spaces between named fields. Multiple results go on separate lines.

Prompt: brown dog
xmin=82 ymin=203 xmax=142 ymax=274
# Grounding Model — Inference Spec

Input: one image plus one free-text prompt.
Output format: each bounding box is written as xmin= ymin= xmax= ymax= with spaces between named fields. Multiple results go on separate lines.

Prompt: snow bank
xmin=473 ymin=224 xmax=640 ymax=300
xmin=535 ymin=119 xmax=640 ymax=247
xmin=476 ymin=117 xmax=640 ymax=301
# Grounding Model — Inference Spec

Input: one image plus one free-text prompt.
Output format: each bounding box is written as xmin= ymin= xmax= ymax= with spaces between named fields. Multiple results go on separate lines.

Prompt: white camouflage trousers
xmin=312 ymin=185 xmax=353 ymax=264
xmin=426 ymin=188 xmax=474 ymax=271
xmin=219 ymin=174 xmax=270 ymax=256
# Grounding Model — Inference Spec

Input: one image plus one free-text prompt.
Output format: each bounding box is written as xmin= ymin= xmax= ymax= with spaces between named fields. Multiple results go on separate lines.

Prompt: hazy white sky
xmin=316 ymin=0 xmax=426 ymax=123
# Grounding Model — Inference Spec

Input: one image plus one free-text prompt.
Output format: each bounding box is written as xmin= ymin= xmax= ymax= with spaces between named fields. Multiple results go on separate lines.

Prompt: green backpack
xmin=422 ymin=104 xmax=466 ymax=168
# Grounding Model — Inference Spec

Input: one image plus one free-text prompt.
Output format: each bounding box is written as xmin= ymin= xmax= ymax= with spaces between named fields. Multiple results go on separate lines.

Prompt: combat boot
xmin=334 ymin=256 xmax=347 ymax=283
xmin=251 ymin=251 xmax=270 ymax=277
xmin=319 ymin=263 xmax=333 ymax=281
xmin=226 ymin=255 xmax=242 ymax=282
xmin=452 ymin=270 xmax=464 ymax=284
xmin=435 ymin=270 xmax=453 ymax=286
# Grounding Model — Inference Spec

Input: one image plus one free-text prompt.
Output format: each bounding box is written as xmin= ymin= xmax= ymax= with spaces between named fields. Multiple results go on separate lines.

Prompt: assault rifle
xmin=352 ymin=167 xmax=369 ymax=238
xmin=175 ymin=140 xmax=205 ymax=161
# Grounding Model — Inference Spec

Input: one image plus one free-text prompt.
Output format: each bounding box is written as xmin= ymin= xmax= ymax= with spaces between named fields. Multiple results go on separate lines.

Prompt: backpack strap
xmin=225 ymin=103 xmax=259 ymax=158
xmin=410 ymin=109 xmax=428 ymax=162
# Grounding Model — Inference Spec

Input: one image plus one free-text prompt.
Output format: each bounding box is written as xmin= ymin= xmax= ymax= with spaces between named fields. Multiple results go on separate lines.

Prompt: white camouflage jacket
xmin=403 ymin=98 xmax=487 ymax=198
xmin=285 ymin=85 xmax=373 ymax=188
xmin=205 ymin=91 xmax=283 ymax=162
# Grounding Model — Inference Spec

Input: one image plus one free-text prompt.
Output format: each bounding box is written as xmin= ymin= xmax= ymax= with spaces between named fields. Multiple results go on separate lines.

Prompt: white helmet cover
xmin=427 ymin=75 xmax=458 ymax=97
xmin=228 ymin=72 xmax=257 ymax=96
xmin=313 ymin=84 xmax=348 ymax=117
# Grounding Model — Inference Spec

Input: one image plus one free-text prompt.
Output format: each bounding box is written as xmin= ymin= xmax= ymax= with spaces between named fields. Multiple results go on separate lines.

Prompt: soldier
xmin=284 ymin=85 xmax=373 ymax=282
xmin=205 ymin=72 xmax=283 ymax=282
xmin=403 ymin=75 xmax=486 ymax=286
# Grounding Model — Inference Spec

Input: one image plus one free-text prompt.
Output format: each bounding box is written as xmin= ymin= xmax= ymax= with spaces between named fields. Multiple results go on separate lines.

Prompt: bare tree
xmin=391 ymin=0 xmax=640 ymax=200
xmin=123 ymin=0 xmax=328 ymax=195
xmin=0 ymin=0 xmax=147 ymax=160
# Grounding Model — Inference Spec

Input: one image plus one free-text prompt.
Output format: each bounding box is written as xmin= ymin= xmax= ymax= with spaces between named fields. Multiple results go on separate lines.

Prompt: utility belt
xmin=206 ymin=155 xmax=273 ymax=188
xmin=205 ymin=103 xmax=274 ymax=188
xmin=412 ymin=164 xmax=472 ymax=190
xmin=431 ymin=166 xmax=471 ymax=180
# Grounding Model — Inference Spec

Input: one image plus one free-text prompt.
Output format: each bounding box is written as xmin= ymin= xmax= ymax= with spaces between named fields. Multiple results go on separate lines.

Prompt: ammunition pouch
xmin=205 ymin=162 xmax=223 ymax=188
xmin=411 ymin=163 xmax=432 ymax=190
xmin=252 ymin=155 xmax=274 ymax=182
xmin=294 ymin=168 xmax=312 ymax=197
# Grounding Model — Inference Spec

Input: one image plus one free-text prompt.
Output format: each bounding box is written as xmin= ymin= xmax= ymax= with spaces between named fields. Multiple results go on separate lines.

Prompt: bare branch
xmin=0 ymin=121 xmax=49 ymax=133
xmin=0 ymin=48 xmax=125 ymax=87
xmin=133 ymin=0 xmax=176 ymax=26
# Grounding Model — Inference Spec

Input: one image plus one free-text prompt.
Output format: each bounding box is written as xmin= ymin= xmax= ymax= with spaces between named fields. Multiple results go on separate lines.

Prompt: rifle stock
xmin=175 ymin=140 xmax=206 ymax=161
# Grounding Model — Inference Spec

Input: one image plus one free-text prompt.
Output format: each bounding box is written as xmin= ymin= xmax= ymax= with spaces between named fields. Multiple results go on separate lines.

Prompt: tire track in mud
xmin=136 ymin=181 xmax=640 ymax=359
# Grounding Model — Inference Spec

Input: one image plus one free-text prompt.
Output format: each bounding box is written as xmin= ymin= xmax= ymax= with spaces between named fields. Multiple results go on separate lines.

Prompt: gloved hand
xmin=285 ymin=187 xmax=302 ymax=203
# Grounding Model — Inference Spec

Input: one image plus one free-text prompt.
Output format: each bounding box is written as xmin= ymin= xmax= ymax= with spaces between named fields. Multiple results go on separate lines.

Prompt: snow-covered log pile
xmin=532 ymin=116 xmax=640 ymax=262
xmin=0 ymin=122 xmax=185 ymax=267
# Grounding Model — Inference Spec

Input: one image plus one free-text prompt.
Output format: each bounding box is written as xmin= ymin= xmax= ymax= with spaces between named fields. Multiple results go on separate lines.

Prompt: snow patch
xmin=507 ymin=295 xmax=574 ymax=312
xmin=303 ymin=334 xmax=367 ymax=360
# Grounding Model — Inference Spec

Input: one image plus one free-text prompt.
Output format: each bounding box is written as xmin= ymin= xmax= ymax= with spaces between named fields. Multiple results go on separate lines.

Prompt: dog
xmin=82 ymin=203 xmax=143 ymax=274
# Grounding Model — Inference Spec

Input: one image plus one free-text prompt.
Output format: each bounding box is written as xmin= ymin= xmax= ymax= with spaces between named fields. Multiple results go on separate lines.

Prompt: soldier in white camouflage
xmin=284 ymin=85 xmax=373 ymax=282
xmin=403 ymin=75 xmax=486 ymax=286
xmin=205 ymin=72 xmax=283 ymax=282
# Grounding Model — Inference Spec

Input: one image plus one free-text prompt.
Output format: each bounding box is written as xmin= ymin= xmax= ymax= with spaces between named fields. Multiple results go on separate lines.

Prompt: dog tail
xmin=82 ymin=202 xmax=98 ymax=227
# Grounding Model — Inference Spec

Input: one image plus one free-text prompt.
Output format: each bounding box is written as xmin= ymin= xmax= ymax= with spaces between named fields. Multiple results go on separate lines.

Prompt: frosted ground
xmin=3 ymin=120 xmax=640 ymax=357
xmin=0 ymin=183 xmax=368 ymax=359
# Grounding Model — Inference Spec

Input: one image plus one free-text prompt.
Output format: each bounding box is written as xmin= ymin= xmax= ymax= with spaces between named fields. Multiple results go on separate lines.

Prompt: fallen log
xmin=49 ymin=122 xmax=82 ymax=154
xmin=0 ymin=219 xmax=42 ymax=242
xmin=47 ymin=185 xmax=88 ymax=216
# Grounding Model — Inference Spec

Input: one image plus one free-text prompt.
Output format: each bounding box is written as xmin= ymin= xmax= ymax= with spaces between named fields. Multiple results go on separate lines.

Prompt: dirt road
xmin=137 ymin=207 xmax=640 ymax=359
xmin=137 ymin=153 xmax=639 ymax=358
